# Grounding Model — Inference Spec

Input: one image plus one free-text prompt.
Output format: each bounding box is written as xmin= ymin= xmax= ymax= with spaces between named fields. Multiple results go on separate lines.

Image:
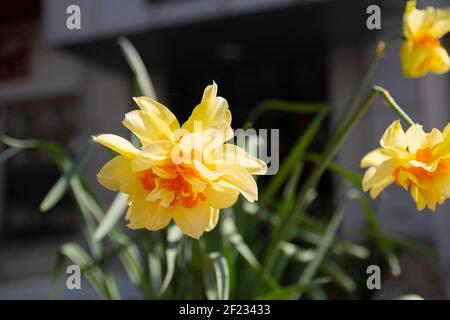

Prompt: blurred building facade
xmin=0 ymin=0 xmax=449 ymax=298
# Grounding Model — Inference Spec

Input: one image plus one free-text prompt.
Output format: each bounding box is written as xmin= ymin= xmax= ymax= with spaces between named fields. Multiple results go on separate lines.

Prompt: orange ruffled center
xmin=413 ymin=34 xmax=441 ymax=48
xmin=140 ymin=167 xmax=208 ymax=208
xmin=393 ymin=148 xmax=450 ymax=184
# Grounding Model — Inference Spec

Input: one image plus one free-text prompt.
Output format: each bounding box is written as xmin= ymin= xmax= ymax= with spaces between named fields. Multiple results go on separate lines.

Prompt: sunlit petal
xmin=94 ymin=134 xmax=139 ymax=158
xmin=172 ymin=204 xmax=212 ymax=239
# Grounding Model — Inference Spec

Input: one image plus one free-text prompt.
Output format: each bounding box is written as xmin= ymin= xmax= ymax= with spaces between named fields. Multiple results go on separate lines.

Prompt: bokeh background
xmin=0 ymin=0 xmax=449 ymax=299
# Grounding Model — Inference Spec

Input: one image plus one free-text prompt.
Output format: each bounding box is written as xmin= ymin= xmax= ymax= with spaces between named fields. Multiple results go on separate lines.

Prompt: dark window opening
xmin=2 ymin=96 xmax=79 ymax=242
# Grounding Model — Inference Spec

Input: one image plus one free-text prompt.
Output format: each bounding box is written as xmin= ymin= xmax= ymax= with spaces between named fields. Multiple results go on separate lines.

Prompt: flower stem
xmin=372 ymin=86 xmax=415 ymax=127
xmin=261 ymin=87 xmax=380 ymax=277
xmin=259 ymin=35 xmax=403 ymax=282
xmin=335 ymin=33 xmax=403 ymax=128
xmin=260 ymin=85 xmax=415 ymax=281
xmin=259 ymin=34 xmax=405 ymax=289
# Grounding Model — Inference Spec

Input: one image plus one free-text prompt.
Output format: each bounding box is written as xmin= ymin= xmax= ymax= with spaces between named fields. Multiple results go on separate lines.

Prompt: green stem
xmin=261 ymin=85 xmax=415 ymax=281
xmin=259 ymin=34 xmax=404 ymax=282
xmin=261 ymin=87 xmax=380 ymax=277
xmin=372 ymin=86 xmax=415 ymax=127
xmin=335 ymin=33 xmax=403 ymax=128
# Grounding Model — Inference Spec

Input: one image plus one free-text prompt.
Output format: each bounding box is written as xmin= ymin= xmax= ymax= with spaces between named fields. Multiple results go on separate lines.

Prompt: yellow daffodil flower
xmin=361 ymin=120 xmax=450 ymax=211
xmin=93 ymin=82 xmax=267 ymax=239
xmin=400 ymin=0 xmax=450 ymax=78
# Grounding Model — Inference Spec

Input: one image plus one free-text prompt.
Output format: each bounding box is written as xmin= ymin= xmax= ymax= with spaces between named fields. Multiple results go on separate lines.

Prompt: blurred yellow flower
xmin=400 ymin=0 xmax=450 ymax=78
xmin=94 ymin=82 xmax=267 ymax=239
xmin=361 ymin=120 xmax=450 ymax=211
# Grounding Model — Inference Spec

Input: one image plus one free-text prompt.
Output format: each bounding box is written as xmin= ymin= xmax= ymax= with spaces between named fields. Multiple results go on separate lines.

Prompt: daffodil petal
xmin=428 ymin=46 xmax=450 ymax=74
xmin=126 ymin=197 xmax=172 ymax=231
xmin=434 ymin=125 xmax=450 ymax=156
xmin=369 ymin=176 xmax=395 ymax=199
xmin=206 ymin=208 xmax=220 ymax=232
xmin=380 ymin=121 xmax=408 ymax=149
xmin=123 ymin=110 xmax=174 ymax=144
xmin=93 ymin=134 xmax=139 ymax=158
xmin=403 ymin=1 xmax=424 ymax=39
xmin=360 ymin=148 xmax=391 ymax=168
xmin=133 ymin=96 xmax=180 ymax=131
xmin=182 ymin=82 xmax=232 ymax=138
xmin=205 ymin=185 xmax=239 ymax=209
xmin=407 ymin=158 xmax=440 ymax=172
xmin=96 ymin=156 xmax=129 ymax=191
xmin=191 ymin=160 xmax=222 ymax=181
xmin=397 ymin=168 xmax=422 ymax=189
xmin=400 ymin=40 xmax=425 ymax=78
xmin=172 ymin=203 xmax=211 ymax=239
xmin=406 ymin=124 xmax=427 ymax=154
xmin=215 ymin=165 xmax=258 ymax=202
xmin=403 ymin=1 xmax=450 ymax=39
xmin=132 ymin=140 xmax=173 ymax=172
xmin=152 ymin=166 xmax=178 ymax=179
xmin=146 ymin=187 xmax=175 ymax=208
xmin=362 ymin=159 xmax=399 ymax=193
xmin=213 ymin=144 xmax=267 ymax=175
xmin=434 ymin=173 xmax=450 ymax=198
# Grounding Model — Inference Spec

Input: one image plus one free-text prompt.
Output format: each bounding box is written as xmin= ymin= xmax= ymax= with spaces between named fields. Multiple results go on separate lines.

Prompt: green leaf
xmin=76 ymin=182 xmax=106 ymax=222
xmin=103 ymin=273 xmax=121 ymax=300
xmin=304 ymin=152 xmax=362 ymax=187
xmin=279 ymin=241 xmax=356 ymax=293
xmin=262 ymin=88 xmax=378 ymax=276
xmin=58 ymin=243 xmax=111 ymax=299
xmin=321 ymin=261 xmax=356 ymax=292
xmin=107 ymin=232 xmax=145 ymax=287
xmin=148 ymin=252 xmax=162 ymax=295
xmin=270 ymin=189 xmax=317 ymax=282
xmin=159 ymin=225 xmax=183 ymax=296
xmin=348 ymin=189 xmax=401 ymax=277
xmin=3 ymin=136 xmax=147 ymax=297
xmin=258 ymin=278 xmax=330 ymax=300
xmin=1 ymin=135 xmax=41 ymax=149
xmin=376 ymin=233 xmax=437 ymax=258
xmin=40 ymin=140 xmax=95 ymax=212
xmin=207 ymin=252 xmax=230 ymax=300
xmin=221 ymin=212 xmax=279 ymax=291
xmin=222 ymin=214 xmax=260 ymax=271
xmin=296 ymin=204 xmax=347 ymax=298
xmin=71 ymin=178 xmax=103 ymax=258
xmin=279 ymin=242 xmax=316 ymax=263
xmin=94 ymin=192 xmax=129 ymax=241
xmin=278 ymin=162 xmax=303 ymax=217
xmin=50 ymin=252 xmax=67 ymax=299
xmin=308 ymin=287 xmax=328 ymax=300
xmin=301 ymin=215 xmax=369 ymax=260
xmin=0 ymin=147 xmax=20 ymax=165
xmin=3 ymin=137 xmax=102 ymax=254
xmin=118 ymin=37 xmax=156 ymax=99
xmin=262 ymin=108 xmax=328 ymax=205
